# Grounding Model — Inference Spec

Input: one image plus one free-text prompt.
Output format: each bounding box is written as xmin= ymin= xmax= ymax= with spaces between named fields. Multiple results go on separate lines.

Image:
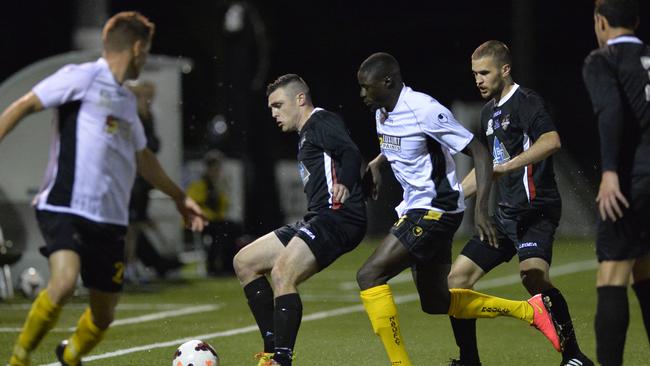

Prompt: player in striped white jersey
xmin=356 ymin=52 xmax=563 ymax=366
xmin=0 ymin=12 xmax=205 ymax=366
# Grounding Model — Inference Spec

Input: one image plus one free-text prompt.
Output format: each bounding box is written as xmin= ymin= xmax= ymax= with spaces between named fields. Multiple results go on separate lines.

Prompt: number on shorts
xmin=112 ymin=262 xmax=124 ymax=284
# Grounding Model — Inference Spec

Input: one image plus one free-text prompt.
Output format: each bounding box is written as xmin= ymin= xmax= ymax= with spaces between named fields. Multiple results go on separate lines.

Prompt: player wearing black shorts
xmin=447 ymin=41 xmax=593 ymax=366
xmin=2 ymin=12 xmax=205 ymax=366
xmin=583 ymin=1 xmax=650 ymax=365
xmin=233 ymin=74 xmax=366 ymax=366
xmin=356 ymin=52 xmax=563 ymax=366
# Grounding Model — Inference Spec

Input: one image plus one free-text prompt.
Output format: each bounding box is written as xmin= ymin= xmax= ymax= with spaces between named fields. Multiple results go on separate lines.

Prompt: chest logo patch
xmin=379 ymin=134 xmax=401 ymax=152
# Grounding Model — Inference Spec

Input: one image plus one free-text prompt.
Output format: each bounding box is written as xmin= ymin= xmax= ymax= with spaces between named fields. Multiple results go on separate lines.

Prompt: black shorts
xmin=36 ymin=210 xmax=127 ymax=292
xmin=390 ymin=209 xmax=463 ymax=264
xmin=461 ymin=206 xmax=560 ymax=273
xmin=596 ymin=189 xmax=650 ymax=261
xmin=274 ymin=211 xmax=366 ymax=270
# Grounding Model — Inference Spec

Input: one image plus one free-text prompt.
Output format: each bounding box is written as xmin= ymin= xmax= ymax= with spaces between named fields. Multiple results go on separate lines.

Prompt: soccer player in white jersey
xmin=356 ymin=52 xmax=562 ymax=365
xmin=0 ymin=12 xmax=206 ymax=366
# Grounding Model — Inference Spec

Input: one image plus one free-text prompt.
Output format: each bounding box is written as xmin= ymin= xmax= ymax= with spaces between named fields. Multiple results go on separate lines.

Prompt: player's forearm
xmin=461 ymin=168 xmax=477 ymax=199
xmin=137 ymin=149 xmax=186 ymax=203
xmin=466 ymin=139 xmax=493 ymax=211
xmin=598 ymin=111 xmax=624 ymax=172
xmin=0 ymin=92 xmax=43 ymax=143
xmin=369 ymin=153 xmax=386 ymax=168
xmin=497 ymin=131 xmax=561 ymax=173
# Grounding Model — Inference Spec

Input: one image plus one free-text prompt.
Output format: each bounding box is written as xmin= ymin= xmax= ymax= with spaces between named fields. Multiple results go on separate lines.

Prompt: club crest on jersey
xmin=298 ymin=161 xmax=310 ymax=186
xmin=379 ymin=134 xmax=401 ymax=152
xmin=105 ymin=116 xmax=120 ymax=134
xmin=501 ymin=114 xmax=511 ymax=130
xmin=437 ymin=113 xmax=448 ymax=123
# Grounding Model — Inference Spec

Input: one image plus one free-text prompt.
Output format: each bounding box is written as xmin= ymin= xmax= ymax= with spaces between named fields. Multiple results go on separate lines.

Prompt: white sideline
xmin=40 ymin=259 xmax=597 ymax=366
xmin=0 ymin=304 xmax=220 ymax=333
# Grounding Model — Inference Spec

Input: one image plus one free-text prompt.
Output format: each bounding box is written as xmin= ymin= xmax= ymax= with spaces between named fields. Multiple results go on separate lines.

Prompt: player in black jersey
xmin=446 ymin=41 xmax=593 ymax=366
xmin=233 ymin=74 xmax=366 ymax=366
xmin=583 ymin=1 xmax=650 ymax=365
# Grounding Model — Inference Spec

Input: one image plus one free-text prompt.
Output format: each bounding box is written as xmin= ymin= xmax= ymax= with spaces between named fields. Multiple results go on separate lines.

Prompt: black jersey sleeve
xmin=313 ymin=117 xmax=363 ymax=190
xmin=519 ymin=93 xmax=557 ymax=140
xmin=583 ymin=52 xmax=625 ymax=172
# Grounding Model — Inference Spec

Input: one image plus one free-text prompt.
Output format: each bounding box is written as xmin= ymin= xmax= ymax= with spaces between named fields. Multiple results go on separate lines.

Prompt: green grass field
xmin=1 ymin=238 xmax=648 ymax=365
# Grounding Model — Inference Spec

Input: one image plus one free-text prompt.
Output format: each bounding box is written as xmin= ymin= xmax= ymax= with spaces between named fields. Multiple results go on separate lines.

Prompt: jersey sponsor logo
xmin=492 ymin=136 xmax=511 ymax=164
xmin=379 ymin=134 xmax=401 ymax=152
xmin=641 ymin=56 xmax=650 ymax=101
xmin=105 ymin=116 xmax=120 ymax=134
xmin=298 ymin=161 xmax=310 ymax=186
xmin=486 ymin=119 xmax=494 ymax=136
xmin=299 ymin=226 xmax=316 ymax=240
xmin=518 ymin=241 xmax=538 ymax=249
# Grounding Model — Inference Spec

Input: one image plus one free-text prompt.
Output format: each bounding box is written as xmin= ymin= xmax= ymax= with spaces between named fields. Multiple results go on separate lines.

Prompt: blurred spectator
xmin=125 ymin=81 xmax=181 ymax=282
xmin=187 ymin=150 xmax=243 ymax=275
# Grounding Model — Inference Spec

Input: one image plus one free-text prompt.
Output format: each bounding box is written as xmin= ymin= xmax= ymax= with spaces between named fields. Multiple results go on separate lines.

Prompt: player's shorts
xmin=36 ymin=209 xmax=127 ymax=292
xmin=460 ymin=205 xmax=560 ymax=273
xmin=390 ymin=209 xmax=463 ymax=264
xmin=274 ymin=211 xmax=366 ymax=270
xmin=596 ymin=185 xmax=650 ymax=261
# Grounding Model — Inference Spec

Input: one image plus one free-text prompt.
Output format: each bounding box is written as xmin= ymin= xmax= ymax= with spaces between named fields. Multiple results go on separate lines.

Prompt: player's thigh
xmin=448 ymin=254 xmax=485 ymax=289
xmin=272 ymin=236 xmax=319 ymax=287
xmin=88 ymin=288 xmax=121 ymax=329
xmin=357 ymin=233 xmax=412 ymax=289
xmin=413 ymin=259 xmax=452 ymax=314
xmin=233 ymin=231 xmax=285 ymax=275
xmin=597 ymin=260 xmax=636 ymax=286
xmin=47 ymin=249 xmax=82 ymax=303
xmin=459 ymin=233 xmax=515 ymax=274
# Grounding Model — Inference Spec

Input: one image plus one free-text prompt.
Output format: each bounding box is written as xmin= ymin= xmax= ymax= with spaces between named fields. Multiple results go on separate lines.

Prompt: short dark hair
xmin=266 ymin=74 xmax=311 ymax=100
xmin=359 ymin=52 xmax=401 ymax=81
xmin=595 ymin=0 xmax=639 ymax=29
xmin=472 ymin=40 xmax=512 ymax=68
xmin=102 ymin=11 xmax=155 ymax=52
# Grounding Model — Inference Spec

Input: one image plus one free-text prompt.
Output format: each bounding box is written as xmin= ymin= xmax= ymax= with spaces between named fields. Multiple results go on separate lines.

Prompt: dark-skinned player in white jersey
xmin=356 ymin=52 xmax=563 ymax=366
xmin=446 ymin=40 xmax=593 ymax=366
xmin=583 ymin=0 xmax=650 ymax=365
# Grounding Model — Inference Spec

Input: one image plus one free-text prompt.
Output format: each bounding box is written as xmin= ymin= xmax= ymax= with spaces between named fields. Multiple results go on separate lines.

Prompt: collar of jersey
xmin=607 ymin=35 xmax=642 ymax=46
xmin=496 ymin=83 xmax=519 ymax=107
xmin=97 ymin=57 xmax=122 ymax=86
xmin=383 ymin=84 xmax=409 ymax=118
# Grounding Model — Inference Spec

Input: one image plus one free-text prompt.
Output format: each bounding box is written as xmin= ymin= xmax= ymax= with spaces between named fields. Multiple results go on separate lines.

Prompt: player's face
xmin=268 ymin=88 xmax=300 ymax=132
xmin=128 ymin=39 xmax=151 ymax=80
xmin=357 ymin=69 xmax=389 ymax=110
xmin=471 ymin=56 xmax=505 ymax=100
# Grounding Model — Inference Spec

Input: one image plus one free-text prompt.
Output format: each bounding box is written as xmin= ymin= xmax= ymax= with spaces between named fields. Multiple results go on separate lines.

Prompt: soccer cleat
xmin=55 ymin=340 xmax=82 ymax=366
xmin=527 ymin=294 xmax=562 ymax=352
xmin=561 ymin=353 xmax=595 ymax=366
xmin=255 ymin=352 xmax=274 ymax=366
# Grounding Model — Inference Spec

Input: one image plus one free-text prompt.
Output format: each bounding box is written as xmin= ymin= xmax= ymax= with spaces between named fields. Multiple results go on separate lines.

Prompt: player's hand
xmin=475 ymin=210 xmax=498 ymax=247
xmin=596 ymin=171 xmax=629 ymax=222
xmin=176 ymin=196 xmax=208 ymax=231
xmin=492 ymin=163 xmax=508 ymax=179
xmin=331 ymin=183 xmax=350 ymax=204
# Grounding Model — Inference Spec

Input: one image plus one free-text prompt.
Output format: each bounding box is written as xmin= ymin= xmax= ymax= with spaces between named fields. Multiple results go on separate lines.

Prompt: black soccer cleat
xmin=55 ymin=340 xmax=82 ymax=366
xmin=560 ymin=353 xmax=594 ymax=366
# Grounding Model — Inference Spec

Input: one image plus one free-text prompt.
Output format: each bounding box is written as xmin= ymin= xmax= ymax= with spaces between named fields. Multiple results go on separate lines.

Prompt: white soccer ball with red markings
xmin=172 ymin=340 xmax=220 ymax=366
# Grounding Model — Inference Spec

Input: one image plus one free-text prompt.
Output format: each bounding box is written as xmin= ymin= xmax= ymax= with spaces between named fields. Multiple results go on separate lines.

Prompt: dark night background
xmin=1 ymin=0 xmax=648 ymax=234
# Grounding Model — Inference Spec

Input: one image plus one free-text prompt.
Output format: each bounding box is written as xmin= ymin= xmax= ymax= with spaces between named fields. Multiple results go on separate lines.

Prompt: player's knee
xmin=520 ymin=269 xmax=551 ymax=294
xmin=46 ymin=277 xmax=77 ymax=304
xmin=270 ymin=265 xmax=292 ymax=292
xmin=91 ymin=309 xmax=114 ymax=330
xmin=233 ymin=252 xmax=258 ymax=281
xmin=447 ymin=270 xmax=474 ymax=289
xmin=356 ymin=264 xmax=382 ymax=290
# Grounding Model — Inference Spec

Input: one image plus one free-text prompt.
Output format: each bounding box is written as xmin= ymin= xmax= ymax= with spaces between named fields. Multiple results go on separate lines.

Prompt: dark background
xmin=2 ymin=0 xmax=648 ymax=233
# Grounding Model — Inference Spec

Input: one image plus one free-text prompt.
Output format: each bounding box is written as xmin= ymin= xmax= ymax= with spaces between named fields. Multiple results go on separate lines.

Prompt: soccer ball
xmin=19 ymin=267 xmax=44 ymax=299
xmin=172 ymin=340 xmax=219 ymax=366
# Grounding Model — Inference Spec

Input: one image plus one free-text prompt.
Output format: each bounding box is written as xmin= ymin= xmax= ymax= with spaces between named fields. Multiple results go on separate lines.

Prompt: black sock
xmin=542 ymin=287 xmax=581 ymax=358
xmin=632 ymin=279 xmax=650 ymax=344
xmin=244 ymin=277 xmax=275 ymax=353
xmin=449 ymin=317 xmax=480 ymax=365
xmin=273 ymin=293 xmax=302 ymax=366
xmin=595 ymin=286 xmax=628 ymax=366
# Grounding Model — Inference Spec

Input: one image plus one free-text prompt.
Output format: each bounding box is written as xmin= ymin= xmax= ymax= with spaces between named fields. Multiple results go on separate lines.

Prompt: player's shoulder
xmin=56 ymin=59 xmax=103 ymax=80
xmin=583 ymin=47 xmax=612 ymax=72
xmin=515 ymin=86 xmax=546 ymax=106
xmin=403 ymin=88 xmax=450 ymax=118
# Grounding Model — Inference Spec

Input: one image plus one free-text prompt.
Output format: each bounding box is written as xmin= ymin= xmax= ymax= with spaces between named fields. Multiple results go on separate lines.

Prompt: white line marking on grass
xmin=0 ymin=303 xmax=208 ymax=311
xmin=39 ymin=259 xmax=597 ymax=366
xmin=1 ymin=304 xmax=220 ymax=333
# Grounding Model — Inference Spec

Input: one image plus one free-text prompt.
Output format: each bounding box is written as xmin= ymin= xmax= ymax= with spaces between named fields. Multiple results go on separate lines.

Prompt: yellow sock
xmin=10 ymin=289 xmax=62 ymax=365
xmin=360 ymin=284 xmax=412 ymax=366
xmin=63 ymin=308 xmax=106 ymax=365
xmin=447 ymin=288 xmax=534 ymax=323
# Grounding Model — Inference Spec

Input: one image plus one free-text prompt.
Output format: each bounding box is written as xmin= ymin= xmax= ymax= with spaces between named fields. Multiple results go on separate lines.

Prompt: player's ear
xmin=383 ymin=75 xmax=393 ymax=88
xmin=595 ymin=13 xmax=607 ymax=32
xmin=296 ymin=92 xmax=306 ymax=106
xmin=501 ymin=63 xmax=511 ymax=78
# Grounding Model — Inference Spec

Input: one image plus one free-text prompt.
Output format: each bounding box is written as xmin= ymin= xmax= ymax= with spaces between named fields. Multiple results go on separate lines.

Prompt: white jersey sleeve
xmin=32 ymin=64 xmax=96 ymax=108
xmin=419 ymin=104 xmax=473 ymax=155
xmin=132 ymin=114 xmax=148 ymax=151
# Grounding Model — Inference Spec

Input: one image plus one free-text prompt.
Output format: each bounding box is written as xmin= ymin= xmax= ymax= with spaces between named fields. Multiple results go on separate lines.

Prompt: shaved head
xmin=359 ymin=52 xmax=402 ymax=82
